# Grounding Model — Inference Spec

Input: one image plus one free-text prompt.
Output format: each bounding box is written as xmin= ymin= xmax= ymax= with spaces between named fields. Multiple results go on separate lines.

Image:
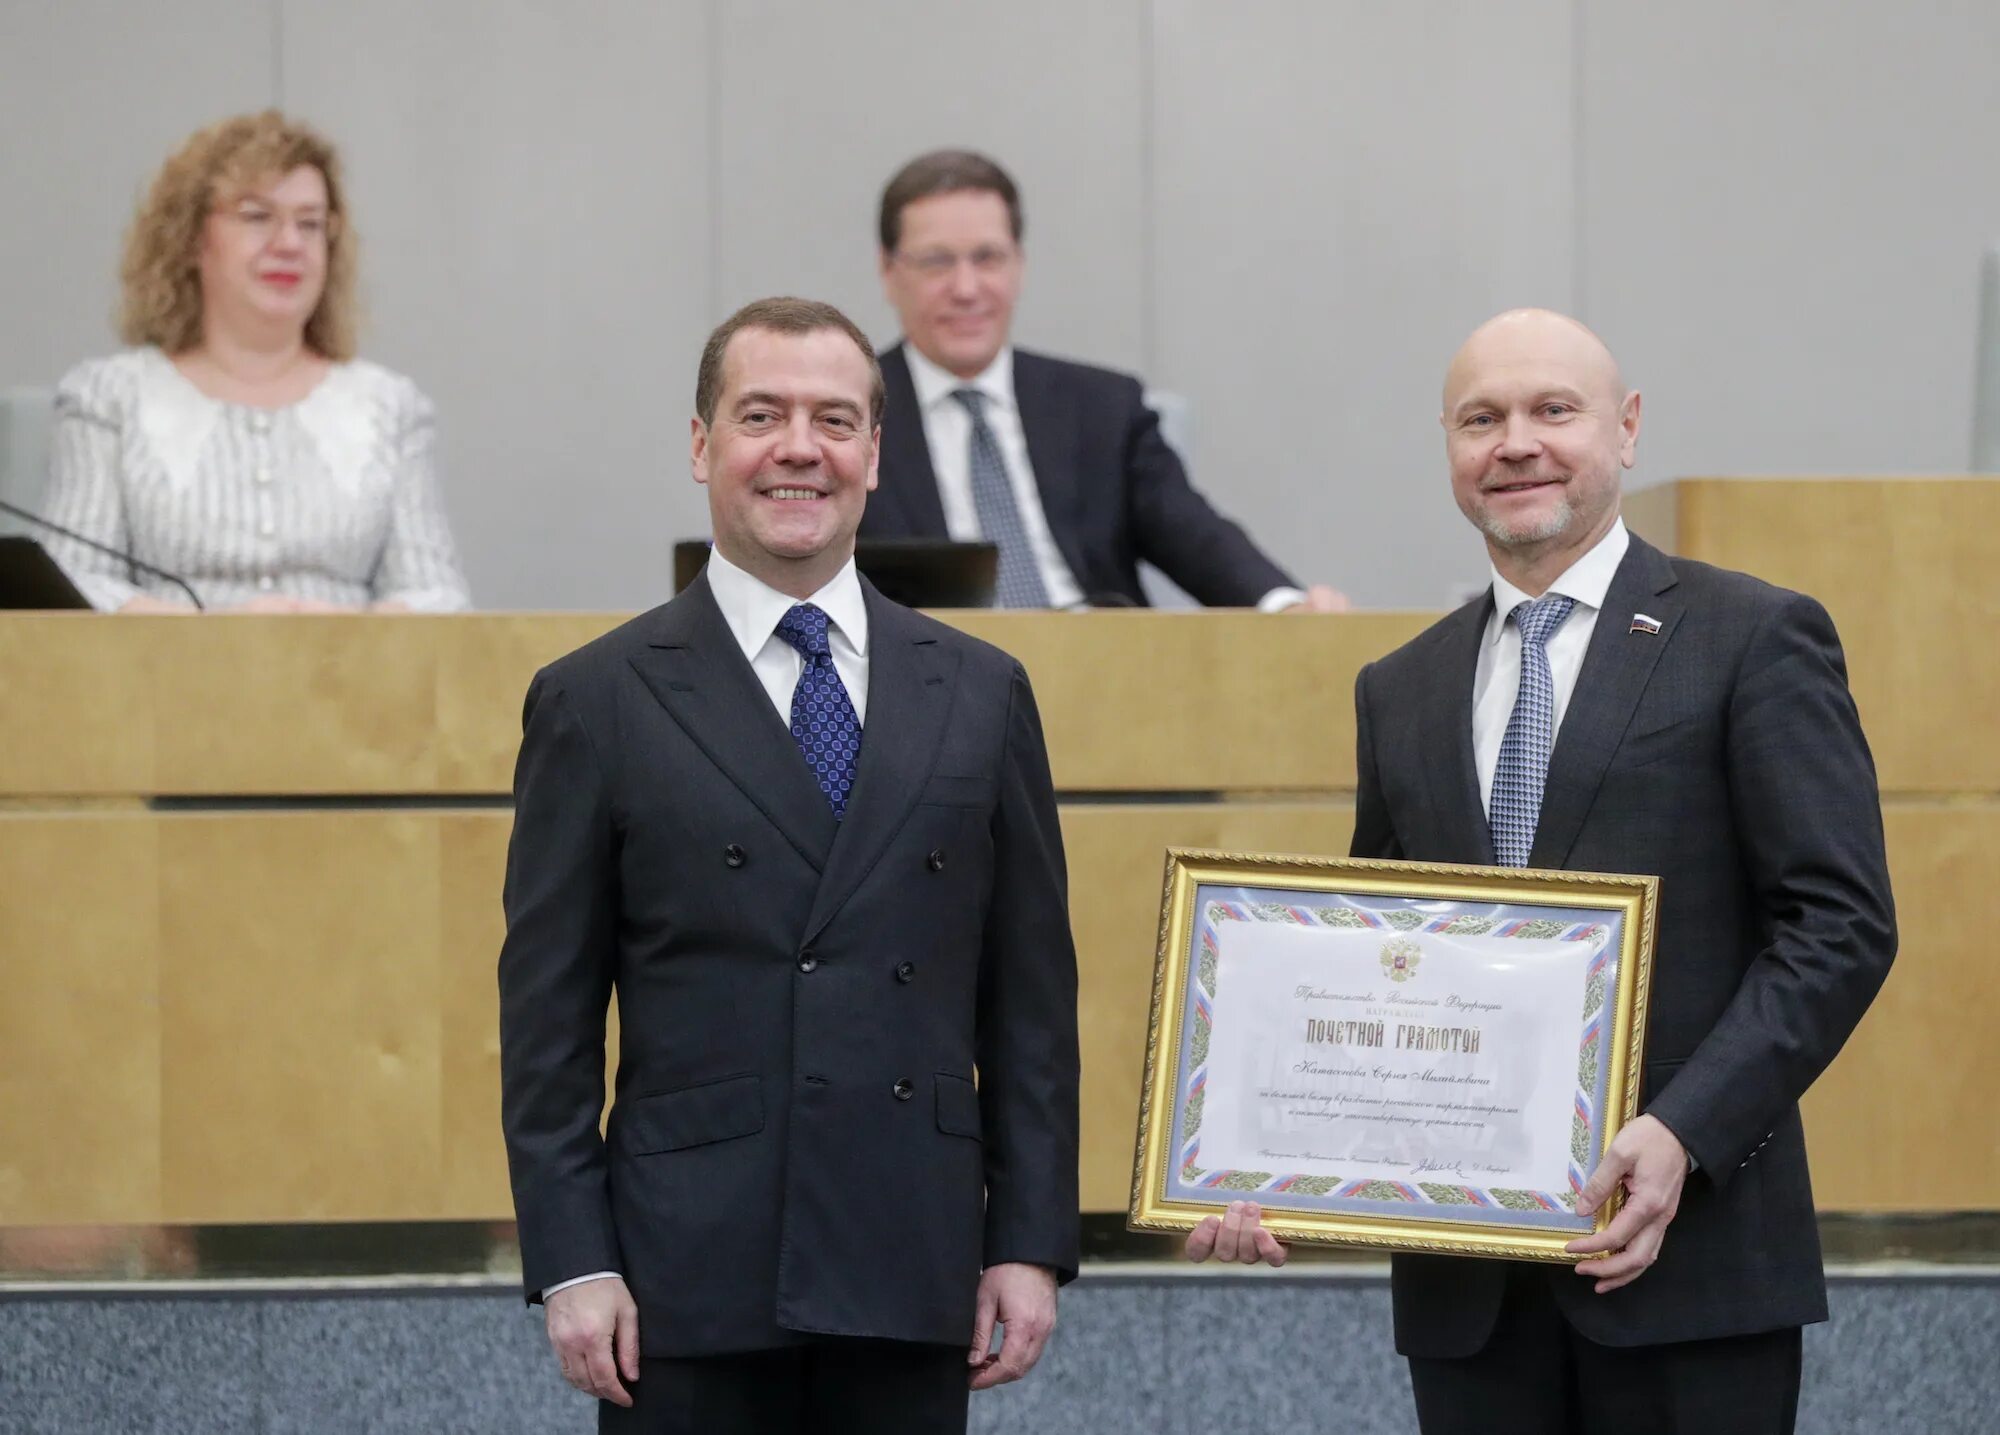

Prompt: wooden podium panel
xmin=2 ymin=480 xmax=1994 ymax=1231
xmin=1 ymin=611 xmax=1397 ymax=1225
xmin=1801 ymin=806 xmax=2000 ymax=1209
xmin=0 ymin=816 xmax=161 ymax=1223
xmin=0 ymin=611 xmax=1429 ymax=798
xmin=0 ymin=811 xmax=469 ymax=1224
xmin=8 ymin=798 xmax=1983 ymax=1223
xmin=1061 ymin=804 xmax=1360 ymax=1212
xmin=0 ymin=803 xmax=1355 ymax=1224
xmin=1627 ymin=477 xmax=2000 ymax=1212
xmin=1625 ymin=477 xmax=2000 ymax=793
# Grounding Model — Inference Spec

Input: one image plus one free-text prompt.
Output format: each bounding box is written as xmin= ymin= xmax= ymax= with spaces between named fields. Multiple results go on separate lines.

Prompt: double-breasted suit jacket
xmin=499 ymin=573 xmax=1080 ymax=1357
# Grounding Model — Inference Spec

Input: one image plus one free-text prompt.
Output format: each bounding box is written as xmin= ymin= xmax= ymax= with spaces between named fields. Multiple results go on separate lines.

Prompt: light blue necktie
xmin=1489 ymin=593 xmax=1575 ymax=867
xmin=951 ymin=388 xmax=1051 ymax=608
xmin=773 ymin=603 xmax=861 ymax=820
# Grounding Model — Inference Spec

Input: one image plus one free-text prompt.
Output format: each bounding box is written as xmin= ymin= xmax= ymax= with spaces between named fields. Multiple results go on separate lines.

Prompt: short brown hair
xmin=695 ymin=297 xmax=885 ymax=429
xmin=119 ymin=110 xmax=358 ymax=360
xmin=877 ymin=149 xmax=1023 ymax=253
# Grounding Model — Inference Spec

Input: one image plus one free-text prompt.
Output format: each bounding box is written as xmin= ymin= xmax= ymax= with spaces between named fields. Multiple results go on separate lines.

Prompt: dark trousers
xmin=1408 ymin=1264 xmax=1802 ymax=1435
xmin=599 ymin=1338 xmax=970 ymax=1435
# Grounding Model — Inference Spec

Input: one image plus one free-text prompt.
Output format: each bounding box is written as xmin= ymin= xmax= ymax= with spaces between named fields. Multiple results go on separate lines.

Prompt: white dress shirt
xmin=904 ymin=342 xmax=1086 ymax=608
xmin=703 ymin=545 xmax=870 ymax=724
xmin=904 ymin=343 xmax=1303 ymax=611
xmin=541 ymin=545 xmax=867 ymax=1302
xmin=1471 ymin=519 xmax=1631 ymax=815
xmin=1468 ymin=517 xmax=1692 ymax=1172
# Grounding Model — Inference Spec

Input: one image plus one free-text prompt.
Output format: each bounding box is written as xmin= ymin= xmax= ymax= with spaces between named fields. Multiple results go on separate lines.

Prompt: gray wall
xmin=4 ymin=1 xmax=1997 ymax=609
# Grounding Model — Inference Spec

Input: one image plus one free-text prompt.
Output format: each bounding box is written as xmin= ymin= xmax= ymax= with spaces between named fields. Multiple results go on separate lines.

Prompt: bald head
xmin=1440 ymin=308 xmax=1641 ymax=591
xmin=1443 ymin=308 xmax=1624 ymax=417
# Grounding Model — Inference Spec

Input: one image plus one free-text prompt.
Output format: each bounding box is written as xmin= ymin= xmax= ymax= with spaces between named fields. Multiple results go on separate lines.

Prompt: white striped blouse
xmin=42 ymin=347 xmax=471 ymax=611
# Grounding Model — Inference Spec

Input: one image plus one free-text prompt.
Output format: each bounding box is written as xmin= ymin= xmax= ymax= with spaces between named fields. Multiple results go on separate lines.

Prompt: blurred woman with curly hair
xmin=42 ymin=110 xmax=469 ymax=611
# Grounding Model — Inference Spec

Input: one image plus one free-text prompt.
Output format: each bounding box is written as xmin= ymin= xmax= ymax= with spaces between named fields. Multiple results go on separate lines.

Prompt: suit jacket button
xmin=893 ymin=1078 xmax=914 ymax=1100
xmin=895 ymin=961 xmax=916 ymax=984
xmin=926 ymin=849 xmax=945 ymax=872
xmin=797 ymin=950 xmax=817 ymax=974
xmin=723 ymin=844 xmax=746 ymax=868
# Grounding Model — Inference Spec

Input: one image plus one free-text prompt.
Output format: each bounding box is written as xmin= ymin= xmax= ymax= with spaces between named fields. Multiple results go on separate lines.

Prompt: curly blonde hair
xmin=118 ymin=110 xmax=358 ymax=360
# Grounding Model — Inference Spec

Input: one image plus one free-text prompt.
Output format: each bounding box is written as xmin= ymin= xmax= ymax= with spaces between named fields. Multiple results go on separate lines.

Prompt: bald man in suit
xmin=1189 ymin=310 xmax=1895 ymax=1435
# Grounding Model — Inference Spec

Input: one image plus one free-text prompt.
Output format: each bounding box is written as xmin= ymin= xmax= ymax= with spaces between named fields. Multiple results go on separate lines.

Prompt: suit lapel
xmin=879 ymin=345 xmax=951 ymax=537
xmin=1530 ymin=535 xmax=1684 ymax=869
xmin=1429 ymin=597 xmax=1497 ymax=864
xmin=1011 ymin=351 xmax=1093 ymax=584
xmin=626 ymin=573 xmax=838 ymax=870
xmin=801 ymin=582 xmax=959 ymax=946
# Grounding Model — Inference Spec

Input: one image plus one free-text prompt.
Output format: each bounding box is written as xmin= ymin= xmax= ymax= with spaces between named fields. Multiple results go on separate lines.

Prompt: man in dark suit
xmin=499 ymin=297 xmax=1080 ymax=1434
xmin=1188 ymin=309 xmax=1896 ymax=1433
xmin=863 ymin=148 xmax=1343 ymax=611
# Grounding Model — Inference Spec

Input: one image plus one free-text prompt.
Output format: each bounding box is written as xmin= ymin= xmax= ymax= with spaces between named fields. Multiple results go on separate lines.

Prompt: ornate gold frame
xmin=1128 ymin=849 xmax=1660 ymax=1262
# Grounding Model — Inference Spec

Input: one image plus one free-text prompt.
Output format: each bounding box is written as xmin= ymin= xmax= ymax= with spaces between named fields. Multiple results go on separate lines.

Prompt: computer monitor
xmin=673 ymin=539 xmax=999 ymax=609
xmin=0 ymin=536 xmax=91 ymax=610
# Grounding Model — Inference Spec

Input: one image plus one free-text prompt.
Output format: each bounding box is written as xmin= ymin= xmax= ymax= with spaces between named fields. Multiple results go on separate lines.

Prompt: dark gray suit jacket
xmin=498 ymin=573 xmax=1080 ymax=1357
xmin=1352 ymin=533 xmax=1895 ymax=1354
xmin=862 ymin=343 xmax=1296 ymax=607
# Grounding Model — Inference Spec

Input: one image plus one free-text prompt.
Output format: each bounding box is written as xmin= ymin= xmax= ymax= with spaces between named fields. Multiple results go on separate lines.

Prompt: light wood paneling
xmin=2 ymin=498 xmax=1992 ymax=1227
xmin=1627 ymin=477 xmax=1999 ymax=1211
xmin=0 ymin=612 xmax=1429 ymax=798
xmin=946 ymin=612 xmax=1427 ymax=792
xmin=156 ymin=619 xmax=442 ymax=795
xmin=1619 ymin=483 xmax=1679 ymax=554
xmin=1 ymin=796 xmax=1991 ymax=1221
xmin=432 ymin=616 xmax=618 ymax=791
xmin=0 ymin=815 xmax=160 ymax=1223
xmin=438 ymin=814 xmax=512 ymax=1215
xmin=156 ymin=815 xmax=446 ymax=1222
xmin=0 ymin=616 xmax=159 ymax=796
xmin=1061 ymin=802 xmax=1357 ymax=1212
xmin=0 ymin=801 xmax=1358 ymax=1222
xmin=1624 ymin=478 xmax=2000 ymax=793
xmin=1801 ymin=804 xmax=2000 ymax=1209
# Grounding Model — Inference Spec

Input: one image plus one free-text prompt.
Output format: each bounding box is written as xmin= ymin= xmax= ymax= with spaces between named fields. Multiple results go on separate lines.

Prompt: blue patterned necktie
xmin=951 ymin=387 xmax=1051 ymax=608
xmin=1489 ymin=593 xmax=1576 ymax=867
xmin=773 ymin=603 xmax=861 ymax=820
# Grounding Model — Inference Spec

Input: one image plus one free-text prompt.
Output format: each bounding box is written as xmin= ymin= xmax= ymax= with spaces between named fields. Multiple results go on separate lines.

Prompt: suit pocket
xmin=625 ymin=1074 xmax=764 ymax=1155
xmin=1615 ymin=716 xmax=1704 ymax=773
xmin=921 ymin=774 xmax=996 ymax=809
xmin=935 ymin=1072 xmax=982 ymax=1141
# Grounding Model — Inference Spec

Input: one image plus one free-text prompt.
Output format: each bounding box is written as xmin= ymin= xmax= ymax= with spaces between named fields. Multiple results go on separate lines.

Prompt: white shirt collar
xmin=905 ymin=341 xmax=1016 ymax=417
xmin=136 ymin=344 xmax=375 ymax=492
xmin=703 ymin=544 xmax=869 ymax=662
xmin=1485 ymin=517 xmax=1631 ymax=645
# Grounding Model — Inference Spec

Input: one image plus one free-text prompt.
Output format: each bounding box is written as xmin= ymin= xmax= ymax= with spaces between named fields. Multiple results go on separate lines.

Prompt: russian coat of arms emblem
xmin=1379 ymin=936 xmax=1423 ymax=983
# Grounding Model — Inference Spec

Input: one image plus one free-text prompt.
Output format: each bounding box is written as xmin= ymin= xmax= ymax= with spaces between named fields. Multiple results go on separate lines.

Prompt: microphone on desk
xmin=0 ymin=498 xmax=206 ymax=611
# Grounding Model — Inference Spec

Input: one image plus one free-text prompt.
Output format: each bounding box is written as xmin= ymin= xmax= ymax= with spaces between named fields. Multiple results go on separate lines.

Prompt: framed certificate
xmin=1128 ymin=849 xmax=1659 ymax=1262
